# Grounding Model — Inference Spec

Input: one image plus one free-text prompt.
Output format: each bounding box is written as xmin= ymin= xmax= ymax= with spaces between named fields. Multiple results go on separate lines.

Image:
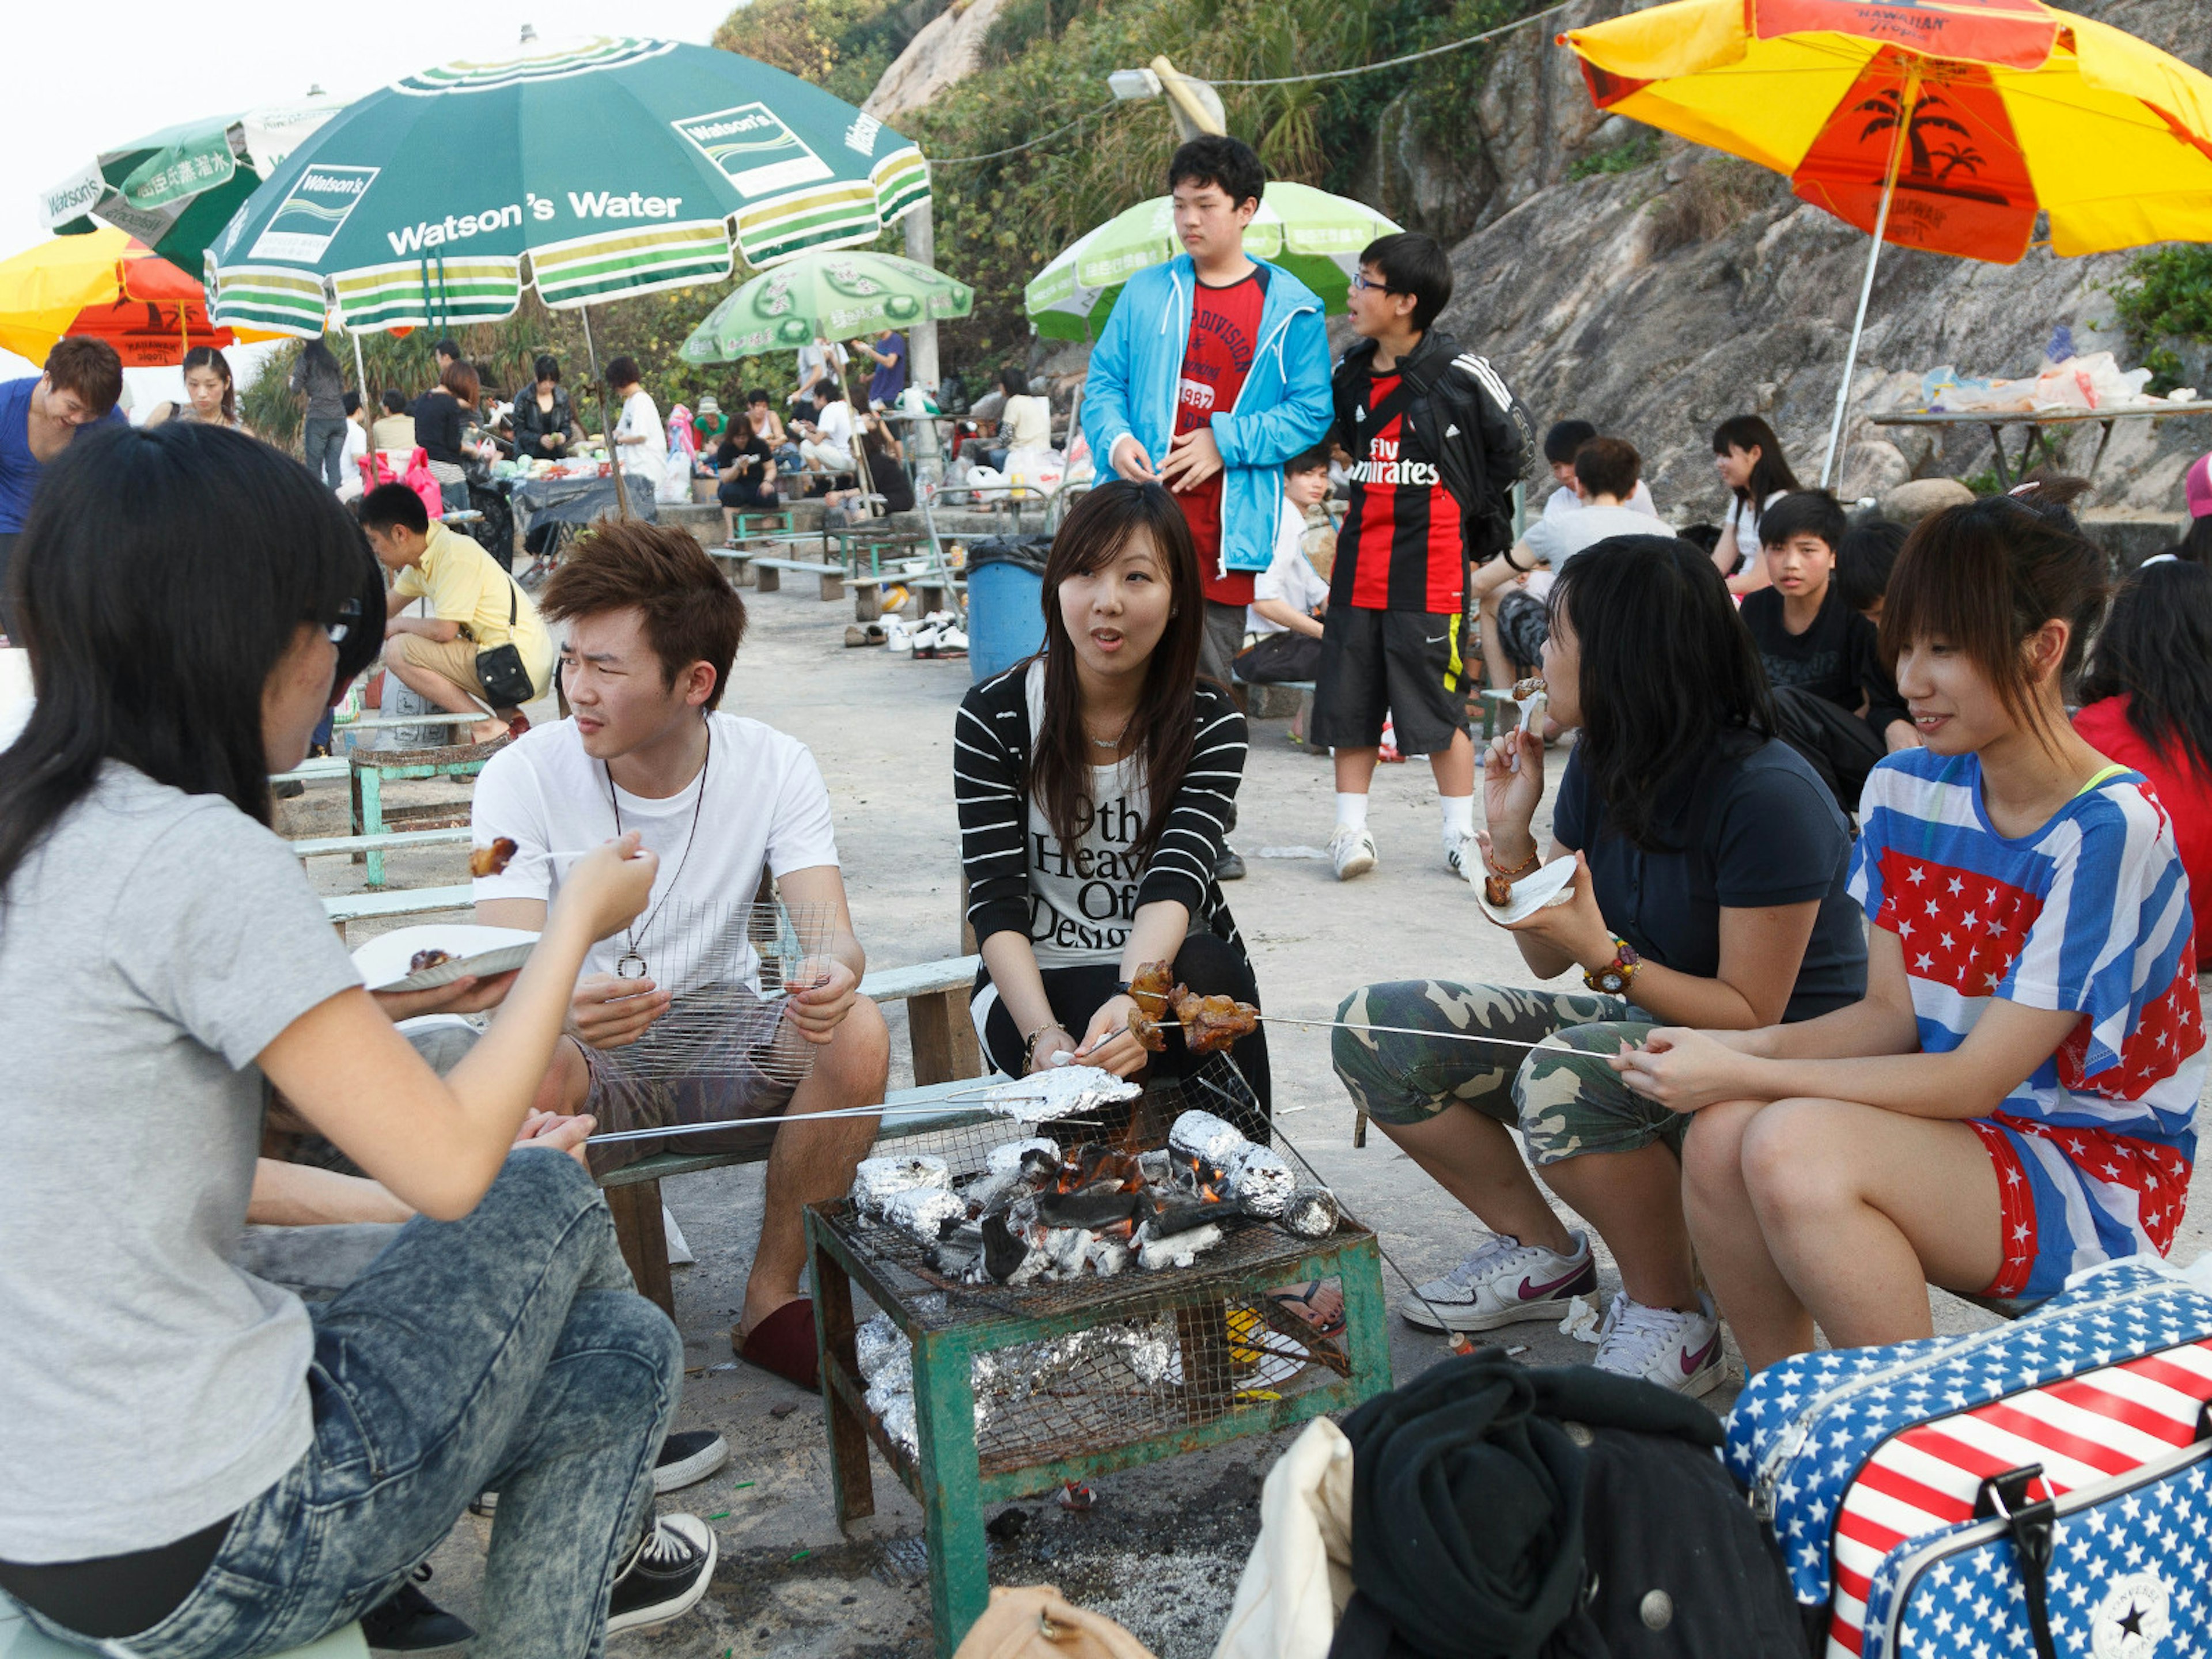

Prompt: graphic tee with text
xmin=1174 ymin=268 xmax=1269 ymax=606
xmin=1335 ymin=369 xmax=1467 ymax=613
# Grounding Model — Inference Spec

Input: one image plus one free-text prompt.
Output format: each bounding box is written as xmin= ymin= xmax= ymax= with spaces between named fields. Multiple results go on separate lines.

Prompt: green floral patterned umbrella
xmin=1024 ymin=181 xmax=1401 ymax=341
xmin=40 ymin=94 xmax=347 ymax=274
xmin=680 ymin=250 xmax=971 ymax=362
xmin=206 ymin=33 xmax=929 ymax=338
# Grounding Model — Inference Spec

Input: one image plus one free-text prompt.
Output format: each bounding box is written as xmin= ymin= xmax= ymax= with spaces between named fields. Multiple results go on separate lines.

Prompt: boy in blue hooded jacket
xmin=1082 ymin=136 xmax=1336 ymax=705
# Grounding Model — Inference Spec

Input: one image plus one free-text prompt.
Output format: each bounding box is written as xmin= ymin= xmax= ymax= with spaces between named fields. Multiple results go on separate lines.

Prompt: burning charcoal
xmin=1085 ymin=1235 xmax=1131 ymax=1278
xmin=1138 ymin=1222 xmax=1223 ymax=1271
xmin=1036 ymin=1179 xmax=1141 ymax=1230
xmin=855 ymin=1314 xmax=911 ymax=1384
xmin=852 ymin=1153 xmax=950 ymax=1214
xmin=961 ymin=1137 xmax=1061 ymax=1211
xmin=926 ymin=1233 xmax=984 ymax=1279
xmin=1136 ymin=1149 xmax=1172 ymax=1184
xmin=978 ymin=1210 xmax=1037 ymax=1282
xmin=1280 ymin=1187 xmax=1341 ymax=1238
xmin=1224 ymin=1143 xmax=1295 ymax=1218
xmin=885 ymin=1183 xmax=966 ymax=1244
xmin=1168 ymin=1109 xmax=1251 ymax=1171
xmin=1050 ymin=1227 xmax=1094 ymax=1276
xmin=1142 ymin=1191 xmax=1229 ymax=1238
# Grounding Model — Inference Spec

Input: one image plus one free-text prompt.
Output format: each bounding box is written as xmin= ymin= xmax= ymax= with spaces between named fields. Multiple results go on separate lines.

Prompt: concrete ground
xmin=285 ymin=582 xmax=2212 ymax=1658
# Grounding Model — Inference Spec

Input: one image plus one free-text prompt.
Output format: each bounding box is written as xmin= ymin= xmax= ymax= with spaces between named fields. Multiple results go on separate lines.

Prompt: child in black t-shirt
xmin=1737 ymin=491 xmax=1915 ymax=812
xmin=714 ymin=427 xmax=779 ymax=542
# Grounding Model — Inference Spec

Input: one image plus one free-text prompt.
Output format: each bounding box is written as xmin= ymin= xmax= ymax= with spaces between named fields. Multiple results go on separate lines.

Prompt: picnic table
xmin=509 ymin=472 xmax=657 ymax=539
xmin=1868 ymin=400 xmax=2212 ymax=489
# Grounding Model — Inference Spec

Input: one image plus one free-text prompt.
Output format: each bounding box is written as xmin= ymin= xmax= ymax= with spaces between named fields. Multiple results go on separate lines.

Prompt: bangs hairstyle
xmin=540 ymin=520 xmax=748 ymax=710
xmin=0 ymin=423 xmax=377 ymax=897
xmin=1711 ymin=414 xmax=1800 ymax=506
xmin=1032 ymin=480 xmax=1206 ymax=862
xmin=1880 ymin=496 xmax=2109 ymax=748
xmin=2079 ymin=560 xmax=2212 ymax=776
xmin=1551 ymin=534 xmax=1774 ymax=850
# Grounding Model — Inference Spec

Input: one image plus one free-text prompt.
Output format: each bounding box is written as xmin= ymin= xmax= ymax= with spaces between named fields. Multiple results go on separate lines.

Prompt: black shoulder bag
xmin=475 ymin=581 xmax=537 ymax=709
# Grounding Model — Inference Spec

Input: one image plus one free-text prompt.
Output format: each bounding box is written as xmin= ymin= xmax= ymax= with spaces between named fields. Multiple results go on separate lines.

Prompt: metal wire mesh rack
xmin=805 ymin=1053 xmax=1393 ymax=1656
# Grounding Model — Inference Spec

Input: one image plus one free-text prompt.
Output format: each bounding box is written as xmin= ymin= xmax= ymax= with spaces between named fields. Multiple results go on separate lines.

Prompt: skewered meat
xmin=1128 ymin=1010 xmax=1169 ymax=1052
xmin=408 ymin=949 xmax=454 ymax=973
xmin=1483 ymin=873 xmax=1516 ymax=907
xmin=468 ymin=836 xmax=519 ymax=878
xmin=1180 ymin=993 xmax=1259 ymax=1055
xmin=1128 ymin=959 xmax=1175 ymax=1018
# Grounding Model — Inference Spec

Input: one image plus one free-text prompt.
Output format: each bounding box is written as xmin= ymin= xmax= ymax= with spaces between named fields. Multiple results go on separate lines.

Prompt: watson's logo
xmin=671 ymin=103 xmax=830 ymax=198
xmin=250 ymin=164 xmax=381 ymax=262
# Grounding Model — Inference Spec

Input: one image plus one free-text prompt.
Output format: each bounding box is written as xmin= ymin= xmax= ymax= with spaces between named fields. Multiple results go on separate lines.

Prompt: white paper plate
xmin=1473 ymin=854 xmax=1578 ymax=925
xmin=352 ymin=924 xmax=541 ymax=994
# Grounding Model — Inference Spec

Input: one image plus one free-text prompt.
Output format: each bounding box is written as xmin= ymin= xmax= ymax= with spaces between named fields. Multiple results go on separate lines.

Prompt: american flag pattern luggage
xmin=1723 ymin=1261 xmax=2212 ymax=1658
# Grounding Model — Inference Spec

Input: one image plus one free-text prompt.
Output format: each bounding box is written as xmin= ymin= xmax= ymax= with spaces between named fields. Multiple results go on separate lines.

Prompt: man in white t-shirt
xmin=470 ymin=521 xmax=889 ymax=1389
xmin=797 ymin=384 xmax=857 ymax=476
xmin=1233 ymin=444 xmax=1332 ymax=685
xmin=1473 ymin=435 xmax=1656 ymax=692
xmin=1538 ymin=418 xmax=1660 ymax=525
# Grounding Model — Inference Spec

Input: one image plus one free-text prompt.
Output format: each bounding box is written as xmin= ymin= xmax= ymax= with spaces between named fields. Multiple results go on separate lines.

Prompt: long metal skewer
xmin=585 ymin=1100 xmax=1096 ymax=1146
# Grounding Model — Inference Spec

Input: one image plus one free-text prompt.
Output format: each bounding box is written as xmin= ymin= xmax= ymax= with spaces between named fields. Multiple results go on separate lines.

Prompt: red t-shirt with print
xmin=1173 ymin=267 xmax=1270 ymax=606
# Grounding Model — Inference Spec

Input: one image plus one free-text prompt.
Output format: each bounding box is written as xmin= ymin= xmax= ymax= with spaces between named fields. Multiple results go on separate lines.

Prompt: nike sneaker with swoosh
xmin=1589 ymin=1291 xmax=1727 ymax=1397
xmin=1400 ymin=1230 xmax=1596 ymax=1332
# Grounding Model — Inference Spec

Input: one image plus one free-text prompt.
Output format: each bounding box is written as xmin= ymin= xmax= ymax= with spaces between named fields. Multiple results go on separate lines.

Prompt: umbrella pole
xmin=579 ymin=302 xmax=632 ymax=521
xmin=1820 ymin=67 xmax=1916 ymax=490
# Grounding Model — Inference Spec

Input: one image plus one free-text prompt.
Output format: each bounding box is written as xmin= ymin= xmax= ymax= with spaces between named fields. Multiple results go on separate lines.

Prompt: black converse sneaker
xmin=606 ymin=1514 xmax=717 ymax=1634
xmin=361 ymin=1563 xmax=475 ymax=1653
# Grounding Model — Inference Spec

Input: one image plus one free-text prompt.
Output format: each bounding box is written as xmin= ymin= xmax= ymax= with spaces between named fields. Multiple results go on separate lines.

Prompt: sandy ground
xmin=285 ymin=584 xmax=2212 ymax=1658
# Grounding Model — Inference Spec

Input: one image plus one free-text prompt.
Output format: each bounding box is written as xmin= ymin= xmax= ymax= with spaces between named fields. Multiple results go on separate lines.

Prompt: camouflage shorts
xmin=1331 ymin=979 xmax=1685 ymax=1165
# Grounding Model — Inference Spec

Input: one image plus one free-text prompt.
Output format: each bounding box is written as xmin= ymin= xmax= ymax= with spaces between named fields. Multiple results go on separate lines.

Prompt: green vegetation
xmin=2108 ymin=245 xmax=2212 ymax=396
xmin=1569 ymin=131 xmax=1660 ymax=181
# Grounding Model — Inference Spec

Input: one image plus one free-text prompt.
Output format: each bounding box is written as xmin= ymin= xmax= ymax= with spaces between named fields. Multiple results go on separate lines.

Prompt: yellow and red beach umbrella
xmin=0 ymin=228 xmax=278 ymax=368
xmin=1560 ymin=0 xmax=2212 ymax=476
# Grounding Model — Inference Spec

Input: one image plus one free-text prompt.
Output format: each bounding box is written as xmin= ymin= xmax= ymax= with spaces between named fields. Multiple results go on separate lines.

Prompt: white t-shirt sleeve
xmin=1520 ymin=517 xmax=1566 ymax=569
xmin=469 ymin=741 xmax=558 ymax=904
xmin=1541 ymin=485 xmax=1579 ymax=523
xmin=1631 ymin=479 xmax=1659 ymax=518
xmin=1252 ymin=498 xmax=1306 ymax=604
xmin=766 ymin=743 xmax=842 ymax=875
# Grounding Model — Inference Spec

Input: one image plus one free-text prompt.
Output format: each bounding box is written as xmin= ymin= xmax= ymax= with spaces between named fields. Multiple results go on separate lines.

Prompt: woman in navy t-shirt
xmin=1332 ymin=534 xmax=1864 ymax=1395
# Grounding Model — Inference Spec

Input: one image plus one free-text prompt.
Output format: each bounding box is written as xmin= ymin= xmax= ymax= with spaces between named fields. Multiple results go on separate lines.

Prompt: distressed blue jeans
xmin=16 ymin=1150 xmax=680 ymax=1659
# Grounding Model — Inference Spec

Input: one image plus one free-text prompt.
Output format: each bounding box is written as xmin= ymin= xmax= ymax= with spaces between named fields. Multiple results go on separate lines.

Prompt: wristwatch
xmin=1583 ymin=937 xmax=1642 ymax=997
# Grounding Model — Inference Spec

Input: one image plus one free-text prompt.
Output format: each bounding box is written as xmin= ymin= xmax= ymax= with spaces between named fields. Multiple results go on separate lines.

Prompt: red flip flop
xmin=734 ymin=1299 xmax=820 ymax=1391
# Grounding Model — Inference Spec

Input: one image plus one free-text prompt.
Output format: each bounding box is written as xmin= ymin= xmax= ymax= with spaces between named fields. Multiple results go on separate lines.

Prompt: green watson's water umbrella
xmin=680 ymin=250 xmax=971 ymax=362
xmin=1024 ymin=182 xmax=1402 ymax=342
xmin=40 ymin=94 xmax=348 ymax=274
xmin=205 ymin=34 xmax=930 ymax=338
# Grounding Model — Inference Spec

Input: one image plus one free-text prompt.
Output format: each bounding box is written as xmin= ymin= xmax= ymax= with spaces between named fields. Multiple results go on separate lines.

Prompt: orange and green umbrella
xmin=1560 ymin=0 xmax=2212 ymax=479
xmin=0 ymin=228 xmax=279 ymax=368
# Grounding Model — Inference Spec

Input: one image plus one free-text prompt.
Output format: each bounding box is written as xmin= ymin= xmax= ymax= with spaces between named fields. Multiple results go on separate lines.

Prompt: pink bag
xmin=358 ymin=445 xmax=445 ymax=521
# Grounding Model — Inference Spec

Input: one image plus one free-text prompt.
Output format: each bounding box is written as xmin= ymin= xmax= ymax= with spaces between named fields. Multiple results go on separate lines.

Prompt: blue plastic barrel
xmin=966 ymin=549 xmax=1047 ymax=682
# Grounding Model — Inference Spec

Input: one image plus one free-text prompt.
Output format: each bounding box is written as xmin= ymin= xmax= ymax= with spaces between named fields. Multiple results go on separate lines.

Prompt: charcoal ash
xmin=1137 ymin=1221 xmax=1224 ymax=1271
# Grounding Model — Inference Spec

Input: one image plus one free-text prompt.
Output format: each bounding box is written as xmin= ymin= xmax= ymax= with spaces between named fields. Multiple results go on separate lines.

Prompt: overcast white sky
xmin=1 ymin=0 xmax=745 ymax=402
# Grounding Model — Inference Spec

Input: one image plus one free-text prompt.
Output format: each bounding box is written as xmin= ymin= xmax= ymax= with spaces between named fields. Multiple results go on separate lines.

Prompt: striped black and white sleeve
xmin=1136 ymin=684 xmax=1247 ymax=913
xmin=954 ymin=675 xmax=1032 ymax=945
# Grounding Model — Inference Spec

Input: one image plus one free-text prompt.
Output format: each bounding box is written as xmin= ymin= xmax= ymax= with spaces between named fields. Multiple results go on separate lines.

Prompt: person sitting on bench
xmin=361 ymin=482 xmax=555 ymax=745
xmin=470 ymin=520 xmax=891 ymax=1389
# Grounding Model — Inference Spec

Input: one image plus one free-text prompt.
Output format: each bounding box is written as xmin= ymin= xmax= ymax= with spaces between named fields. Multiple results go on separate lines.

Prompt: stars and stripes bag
xmin=1724 ymin=1259 xmax=2212 ymax=1659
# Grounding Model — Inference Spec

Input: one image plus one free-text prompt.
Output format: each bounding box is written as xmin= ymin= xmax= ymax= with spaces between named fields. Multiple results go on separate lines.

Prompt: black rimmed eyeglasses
xmin=1347 ymin=271 xmax=1396 ymax=294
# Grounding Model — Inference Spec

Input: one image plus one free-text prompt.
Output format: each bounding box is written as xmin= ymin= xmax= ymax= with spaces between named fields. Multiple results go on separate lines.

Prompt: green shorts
xmin=1330 ymin=979 xmax=1684 ymax=1164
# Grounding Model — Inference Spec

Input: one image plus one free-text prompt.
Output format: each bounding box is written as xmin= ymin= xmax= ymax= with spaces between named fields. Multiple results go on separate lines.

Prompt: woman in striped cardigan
xmin=954 ymin=480 xmax=1268 ymax=1109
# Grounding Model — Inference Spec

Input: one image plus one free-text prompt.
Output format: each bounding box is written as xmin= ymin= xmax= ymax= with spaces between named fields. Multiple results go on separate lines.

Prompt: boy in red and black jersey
xmin=1309 ymin=233 xmax=1533 ymax=881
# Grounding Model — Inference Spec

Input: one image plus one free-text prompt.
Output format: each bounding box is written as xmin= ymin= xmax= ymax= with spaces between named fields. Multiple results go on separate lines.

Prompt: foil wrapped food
xmin=851 ymin=1153 xmax=950 ymax=1214
xmin=884 ymin=1182 xmax=967 ymax=1245
xmin=855 ymin=1313 xmax=911 ymax=1383
xmin=1280 ymin=1186 xmax=1341 ymax=1238
xmin=983 ymin=1065 xmax=1141 ymax=1122
xmin=1224 ymin=1143 xmax=1295 ymax=1218
xmin=1168 ymin=1109 xmax=1250 ymax=1170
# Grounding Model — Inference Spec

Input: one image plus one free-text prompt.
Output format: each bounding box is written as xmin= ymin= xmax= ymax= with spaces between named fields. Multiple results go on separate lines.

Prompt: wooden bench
xmin=753 ymin=556 xmax=845 ymax=600
xmin=598 ymin=952 xmax=984 ymax=1313
xmin=707 ymin=546 xmax=757 ymax=588
xmin=850 ymin=569 xmax=962 ymax=622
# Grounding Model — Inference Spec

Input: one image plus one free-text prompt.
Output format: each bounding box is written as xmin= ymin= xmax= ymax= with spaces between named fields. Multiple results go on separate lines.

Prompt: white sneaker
xmin=1400 ymin=1230 xmax=1597 ymax=1332
xmin=1328 ymin=824 xmax=1378 ymax=881
xmin=1443 ymin=828 xmax=1475 ymax=879
xmin=1590 ymin=1293 xmax=1727 ymax=1396
xmin=885 ymin=618 xmax=914 ymax=653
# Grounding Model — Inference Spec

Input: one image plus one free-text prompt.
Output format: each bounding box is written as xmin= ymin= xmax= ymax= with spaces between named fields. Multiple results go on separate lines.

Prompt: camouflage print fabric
xmin=1331 ymin=979 xmax=1685 ymax=1165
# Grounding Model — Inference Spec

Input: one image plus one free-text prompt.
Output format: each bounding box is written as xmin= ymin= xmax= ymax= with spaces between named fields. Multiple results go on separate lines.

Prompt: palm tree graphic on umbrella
xmin=1855 ymin=87 xmax=2004 ymax=199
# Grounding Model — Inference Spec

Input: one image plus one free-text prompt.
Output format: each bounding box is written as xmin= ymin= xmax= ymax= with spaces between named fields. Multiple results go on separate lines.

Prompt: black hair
xmin=1835 ymin=518 xmax=1907 ymax=614
xmin=1166 ymin=135 xmax=1266 ymax=213
xmin=2079 ymin=560 xmax=2212 ymax=777
xmin=533 ymin=354 xmax=560 ymax=384
xmin=342 ymin=391 xmax=361 ymax=417
xmin=1757 ymin=490 xmax=1849 ymax=552
xmin=0 ymin=424 xmax=376 ymax=897
xmin=180 ymin=346 xmax=237 ymax=425
xmin=605 ymin=355 xmax=641 ymax=390
xmin=300 ymin=337 xmax=342 ymax=378
xmin=381 ymin=388 xmax=408 ymax=415
xmin=1285 ymin=441 xmax=1332 ymax=476
xmin=1544 ymin=419 xmax=1597 ymax=465
xmin=434 ymin=338 xmax=460 ymax=360
xmin=1358 ymin=232 xmax=1453 ymax=333
xmin=1573 ymin=437 xmax=1639 ymax=501
xmin=359 ymin=480 xmax=431 ymax=536
xmin=1001 ymin=366 xmax=1029 ymax=397
xmin=1550 ymin=534 xmax=1774 ymax=850
xmin=745 ymin=387 xmax=770 ymax=405
xmin=817 ymin=380 xmax=845 ymax=406
xmin=2008 ymin=470 xmax=2091 ymax=536
xmin=2183 ymin=518 xmax=2212 ymax=566
xmin=1711 ymin=415 xmax=1800 ymax=509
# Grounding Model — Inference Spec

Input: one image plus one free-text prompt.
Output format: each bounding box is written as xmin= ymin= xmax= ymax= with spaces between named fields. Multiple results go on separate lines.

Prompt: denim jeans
xmin=301 ymin=418 xmax=349 ymax=492
xmin=15 ymin=1150 xmax=680 ymax=1659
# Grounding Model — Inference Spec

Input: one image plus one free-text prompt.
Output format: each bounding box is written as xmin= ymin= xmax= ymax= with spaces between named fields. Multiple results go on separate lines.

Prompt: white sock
xmin=1335 ymin=793 xmax=1369 ymax=832
xmin=1440 ymin=794 xmax=1475 ymax=839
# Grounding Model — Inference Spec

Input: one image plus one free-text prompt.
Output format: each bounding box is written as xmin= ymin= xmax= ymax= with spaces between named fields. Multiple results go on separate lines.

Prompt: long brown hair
xmin=1031 ymin=480 xmax=1206 ymax=861
xmin=1880 ymin=496 xmax=2109 ymax=751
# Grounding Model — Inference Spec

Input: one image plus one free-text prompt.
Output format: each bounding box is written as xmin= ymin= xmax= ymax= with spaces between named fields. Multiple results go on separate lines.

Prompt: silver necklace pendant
xmin=615 ymin=950 xmax=650 ymax=980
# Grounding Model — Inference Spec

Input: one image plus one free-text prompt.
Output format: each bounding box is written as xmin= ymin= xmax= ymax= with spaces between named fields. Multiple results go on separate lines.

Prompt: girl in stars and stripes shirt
xmin=1608 ymin=496 xmax=2203 ymax=1376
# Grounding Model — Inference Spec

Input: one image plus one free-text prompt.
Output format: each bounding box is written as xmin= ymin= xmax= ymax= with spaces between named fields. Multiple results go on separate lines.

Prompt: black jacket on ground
xmin=1325 ymin=1350 xmax=1806 ymax=1659
xmin=1329 ymin=328 xmax=1535 ymax=564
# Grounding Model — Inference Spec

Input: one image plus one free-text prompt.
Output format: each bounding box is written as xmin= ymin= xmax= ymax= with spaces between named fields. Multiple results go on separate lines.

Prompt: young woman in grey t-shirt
xmin=0 ymin=423 xmax=714 ymax=1652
